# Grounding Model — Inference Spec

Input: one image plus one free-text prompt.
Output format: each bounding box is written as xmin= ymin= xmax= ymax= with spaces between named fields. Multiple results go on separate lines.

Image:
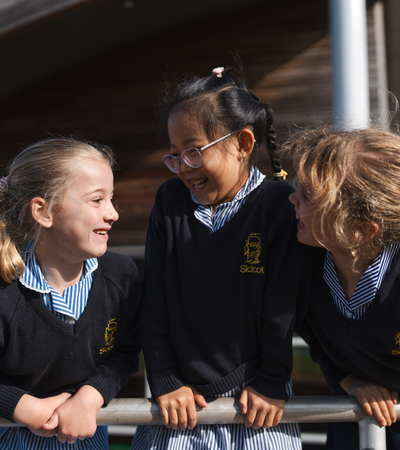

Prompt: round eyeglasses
xmin=162 ymin=131 xmax=239 ymax=173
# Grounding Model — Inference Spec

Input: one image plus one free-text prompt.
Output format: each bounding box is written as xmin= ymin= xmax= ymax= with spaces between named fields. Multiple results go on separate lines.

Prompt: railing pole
xmin=359 ymin=417 xmax=386 ymax=450
xmin=0 ymin=395 xmax=396 ymax=450
xmin=328 ymin=0 xmax=370 ymax=129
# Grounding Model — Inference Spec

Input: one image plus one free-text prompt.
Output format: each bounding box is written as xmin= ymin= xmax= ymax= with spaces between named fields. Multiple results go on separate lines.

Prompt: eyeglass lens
xmin=163 ymin=148 xmax=202 ymax=173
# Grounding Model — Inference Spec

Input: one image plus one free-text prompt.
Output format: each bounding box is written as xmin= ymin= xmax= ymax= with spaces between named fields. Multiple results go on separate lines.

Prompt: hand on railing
xmin=339 ymin=375 xmax=398 ymax=427
xmin=238 ymin=386 xmax=284 ymax=429
xmin=5 ymin=395 xmax=400 ymax=427
xmin=13 ymin=392 xmax=71 ymax=437
xmin=156 ymin=385 xmax=208 ymax=430
xmin=42 ymin=385 xmax=104 ymax=444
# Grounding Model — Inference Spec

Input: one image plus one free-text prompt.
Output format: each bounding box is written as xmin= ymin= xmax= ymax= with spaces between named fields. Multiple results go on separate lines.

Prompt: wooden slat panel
xmin=0 ymin=0 xmax=95 ymax=37
xmin=0 ymin=0 xmax=380 ymax=246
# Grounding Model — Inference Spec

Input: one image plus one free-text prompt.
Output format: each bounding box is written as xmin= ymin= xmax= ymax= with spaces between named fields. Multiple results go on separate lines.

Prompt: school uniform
xmin=0 ymin=248 xmax=142 ymax=450
xmin=132 ymin=168 xmax=312 ymax=450
xmin=298 ymin=244 xmax=400 ymax=450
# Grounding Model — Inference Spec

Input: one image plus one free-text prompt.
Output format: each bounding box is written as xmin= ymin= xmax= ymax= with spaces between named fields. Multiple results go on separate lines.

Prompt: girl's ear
xmin=31 ymin=197 xmax=53 ymax=228
xmin=354 ymin=221 xmax=379 ymax=242
xmin=237 ymin=128 xmax=255 ymax=158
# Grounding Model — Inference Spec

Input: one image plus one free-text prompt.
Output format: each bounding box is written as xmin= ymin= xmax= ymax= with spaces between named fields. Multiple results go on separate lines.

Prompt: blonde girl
xmin=288 ymin=127 xmax=400 ymax=450
xmin=0 ymin=138 xmax=141 ymax=449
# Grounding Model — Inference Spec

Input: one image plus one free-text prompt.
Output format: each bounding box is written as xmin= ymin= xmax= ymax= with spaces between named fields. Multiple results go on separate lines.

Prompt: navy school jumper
xmin=0 ymin=251 xmax=142 ymax=422
xmin=297 ymin=248 xmax=400 ymax=450
xmin=140 ymin=177 xmax=312 ymax=402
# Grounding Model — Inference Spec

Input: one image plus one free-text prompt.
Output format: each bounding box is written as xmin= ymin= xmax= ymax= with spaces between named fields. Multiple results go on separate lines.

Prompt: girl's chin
xmin=297 ymin=231 xmax=321 ymax=247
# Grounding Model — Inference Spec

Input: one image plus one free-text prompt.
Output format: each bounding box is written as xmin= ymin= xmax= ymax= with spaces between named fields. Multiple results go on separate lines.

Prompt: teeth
xmin=191 ymin=178 xmax=207 ymax=187
xmin=96 ymin=231 xmax=107 ymax=235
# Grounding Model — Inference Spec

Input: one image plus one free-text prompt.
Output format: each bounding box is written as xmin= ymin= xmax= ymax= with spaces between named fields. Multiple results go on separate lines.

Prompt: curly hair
xmin=284 ymin=126 xmax=400 ymax=269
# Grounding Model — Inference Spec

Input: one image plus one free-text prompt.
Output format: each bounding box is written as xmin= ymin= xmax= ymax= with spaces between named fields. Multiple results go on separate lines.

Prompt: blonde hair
xmin=284 ymin=126 xmax=400 ymax=268
xmin=0 ymin=137 xmax=115 ymax=283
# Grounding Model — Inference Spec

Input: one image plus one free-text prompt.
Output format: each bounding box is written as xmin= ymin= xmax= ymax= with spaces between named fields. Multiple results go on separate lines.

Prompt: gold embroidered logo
xmin=244 ymin=233 xmax=261 ymax=264
xmin=240 ymin=233 xmax=265 ymax=274
xmin=392 ymin=333 xmax=400 ymax=356
xmin=100 ymin=318 xmax=117 ymax=354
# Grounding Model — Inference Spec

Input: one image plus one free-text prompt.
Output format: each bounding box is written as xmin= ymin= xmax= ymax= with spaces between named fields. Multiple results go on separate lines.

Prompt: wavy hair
xmin=284 ymin=126 xmax=400 ymax=269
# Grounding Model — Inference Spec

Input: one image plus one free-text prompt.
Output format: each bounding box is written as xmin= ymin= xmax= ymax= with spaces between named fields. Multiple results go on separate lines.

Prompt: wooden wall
xmin=0 ymin=0 xmax=381 ymax=246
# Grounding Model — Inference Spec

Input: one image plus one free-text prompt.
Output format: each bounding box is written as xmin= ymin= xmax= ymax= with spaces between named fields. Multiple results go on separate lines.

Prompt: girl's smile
xmin=189 ymin=176 xmax=208 ymax=191
xmin=38 ymin=159 xmax=119 ymax=266
xmin=168 ymin=113 xmax=250 ymax=209
xmin=289 ymin=183 xmax=348 ymax=254
xmin=289 ymin=183 xmax=322 ymax=248
xmin=296 ymin=215 xmax=306 ymax=231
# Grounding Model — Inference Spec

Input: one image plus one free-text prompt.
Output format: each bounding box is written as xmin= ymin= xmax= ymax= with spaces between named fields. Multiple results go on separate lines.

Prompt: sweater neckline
xmin=319 ymin=249 xmax=400 ymax=336
xmin=21 ymin=265 xmax=101 ymax=336
xmin=192 ymin=178 xmax=271 ymax=246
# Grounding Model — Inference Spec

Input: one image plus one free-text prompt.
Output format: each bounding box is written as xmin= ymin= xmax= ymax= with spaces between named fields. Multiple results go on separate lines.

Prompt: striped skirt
xmin=0 ymin=425 xmax=108 ymax=450
xmin=131 ymin=382 xmax=300 ymax=450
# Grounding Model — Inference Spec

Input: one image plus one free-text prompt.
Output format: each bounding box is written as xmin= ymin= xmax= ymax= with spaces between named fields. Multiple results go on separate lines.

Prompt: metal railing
xmin=101 ymin=249 xmax=389 ymax=448
xmin=0 ymin=396 xmax=396 ymax=450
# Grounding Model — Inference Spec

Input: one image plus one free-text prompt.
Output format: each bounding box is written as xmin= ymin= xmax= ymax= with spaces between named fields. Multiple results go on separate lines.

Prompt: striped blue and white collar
xmin=323 ymin=242 xmax=400 ymax=320
xmin=190 ymin=166 xmax=264 ymax=206
xmin=19 ymin=241 xmax=98 ymax=293
xmin=191 ymin=166 xmax=265 ymax=234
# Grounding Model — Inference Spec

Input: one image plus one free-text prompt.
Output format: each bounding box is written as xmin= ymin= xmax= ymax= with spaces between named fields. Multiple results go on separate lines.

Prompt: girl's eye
xmin=299 ymin=185 xmax=311 ymax=202
xmin=93 ymin=198 xmax=102 ymax=204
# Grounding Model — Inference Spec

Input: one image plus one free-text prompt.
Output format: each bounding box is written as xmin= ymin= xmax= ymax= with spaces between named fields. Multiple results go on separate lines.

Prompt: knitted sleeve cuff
xmin=319 ymin=358 xmax=349 ymax=389
xmin=0 ymin=386 xmax=27 ymax=422
xmin=147 ymin=368 xmax=184 ymax=399
xmin=83 ymin=371 xmax=118 ymax=407
xmin=249 ymin=377 xmax=289 ymax=401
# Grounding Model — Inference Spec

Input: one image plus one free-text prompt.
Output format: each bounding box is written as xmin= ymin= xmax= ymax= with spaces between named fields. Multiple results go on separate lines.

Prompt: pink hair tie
xmin=0 ymin=176 xmax=9 ymax=203
xmin=212 ymin=67 xmax=224 ymax=77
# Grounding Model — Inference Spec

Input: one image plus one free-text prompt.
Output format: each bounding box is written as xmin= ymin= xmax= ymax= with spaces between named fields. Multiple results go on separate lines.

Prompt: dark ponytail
xmin=158 ymin=60 xmax=285 ymax=180
xmin=261 ymin=102 xmax=283 ymax=180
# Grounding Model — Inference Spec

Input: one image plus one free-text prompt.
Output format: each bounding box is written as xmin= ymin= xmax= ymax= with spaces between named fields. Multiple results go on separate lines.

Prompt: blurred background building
xmin=1 ymin=0 xmax=399 ymax=248
xmin=0 ymin=0 xmax=398 ymax=447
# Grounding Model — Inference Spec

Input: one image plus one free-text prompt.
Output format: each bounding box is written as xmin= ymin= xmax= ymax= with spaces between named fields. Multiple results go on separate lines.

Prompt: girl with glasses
xmin=132 ymin=61 xmax=312 ymax=450
xmin=288 ymin=126 xmax=400 ymax=450
xmin=0 ymin=138 xmax=142 ymax=449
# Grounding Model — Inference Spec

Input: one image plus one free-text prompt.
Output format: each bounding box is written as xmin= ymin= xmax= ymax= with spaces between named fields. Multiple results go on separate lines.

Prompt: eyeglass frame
xmin=162 ymin=130 xmax=240 ymax=173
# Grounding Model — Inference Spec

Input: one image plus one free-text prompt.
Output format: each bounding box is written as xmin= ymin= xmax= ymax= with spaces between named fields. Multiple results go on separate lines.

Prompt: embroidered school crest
xmin=100 ymin=318 xmax=117 ymax=354
xmin=244 ymin=232 xmax=261 ymax=264
xmin=240 ymin=233 xmax=265 ymax=274
xmin=392 ymin=333 xmax=400 ymax=356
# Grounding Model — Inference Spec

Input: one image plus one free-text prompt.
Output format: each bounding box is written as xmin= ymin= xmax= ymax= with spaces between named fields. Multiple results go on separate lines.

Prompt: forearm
xmin=13 ymin=394 xmax=42 ymax=426
xmin=0 ymin=381 xmax=28 ymax=422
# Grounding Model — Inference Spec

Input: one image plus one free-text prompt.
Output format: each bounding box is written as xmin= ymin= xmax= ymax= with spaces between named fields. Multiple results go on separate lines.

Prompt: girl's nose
xmin=107 ymin=202 xmax=119 ymax=223
xmin=179 ymin=159 xmax=193 ymax=173
xmin=288 ymin=191 xmax=298 ymax=206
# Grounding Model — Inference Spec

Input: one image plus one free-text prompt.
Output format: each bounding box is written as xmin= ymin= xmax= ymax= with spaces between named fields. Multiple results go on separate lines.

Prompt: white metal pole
xmin=329 ymin=0 xmax=370 ymax=129
xmin=144 ymin=368 xmax=151 ymax=398
xmin=2 ymin=396 xmax=393 ymax=427
xmin=359 ymin=417 xmax=386 ymax=450
xmin=373 ymin=1 xmax=389 ymax=127
xmin=0 ymin=396 xmax=395 ymax=449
